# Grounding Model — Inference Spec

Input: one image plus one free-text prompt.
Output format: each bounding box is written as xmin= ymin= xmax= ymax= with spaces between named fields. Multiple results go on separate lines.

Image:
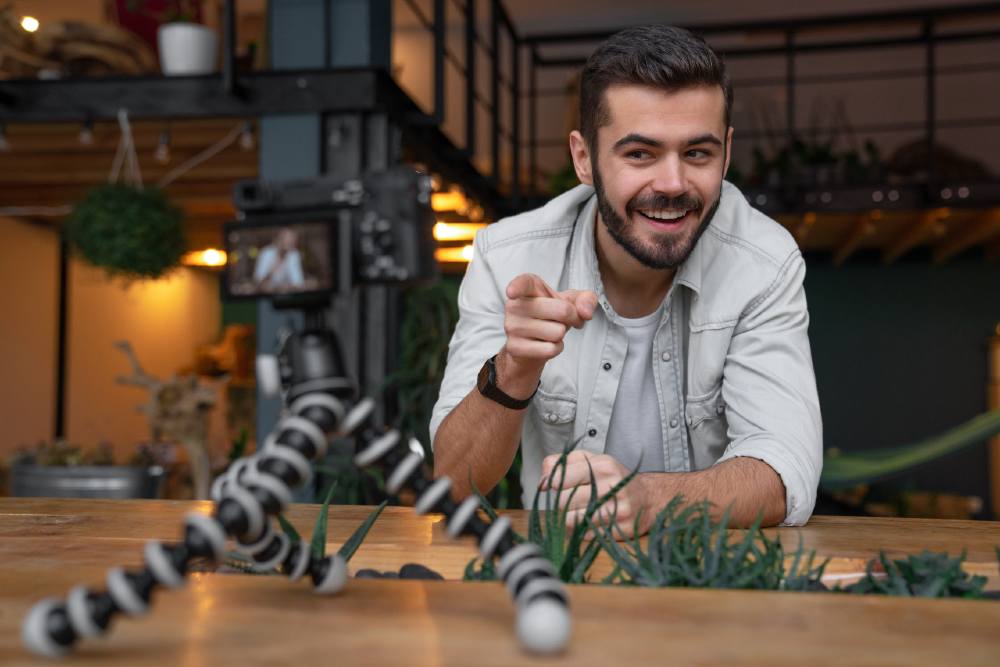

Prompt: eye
xmin=625 ymin=149 xmax=651 ymax=160
xmin=686 ymin=149 xmax=710 ymax=159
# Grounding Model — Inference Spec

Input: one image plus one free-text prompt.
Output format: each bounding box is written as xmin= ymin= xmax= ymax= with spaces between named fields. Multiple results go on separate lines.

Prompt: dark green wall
xmin=804 ymin=257 xmax=1000 ymax=518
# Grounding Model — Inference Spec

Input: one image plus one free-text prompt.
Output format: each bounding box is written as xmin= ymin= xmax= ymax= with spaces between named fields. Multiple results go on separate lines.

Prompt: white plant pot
xmin=158 ymin=23 xmax=218 ymax=76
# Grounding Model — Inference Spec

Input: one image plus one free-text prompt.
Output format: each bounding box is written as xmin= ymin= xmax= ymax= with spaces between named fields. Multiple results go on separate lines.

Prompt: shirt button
xmin=661 ymin=352 xmax=672 ymax=362
xmin=588 ymin=428 xmax=597 ymax=437
xmin=545 ymin=412 xmax=558 ymax=423
xmin=602 ymin=362 xmax=612 ymax=371
xmin=717 ymin=404 xmax=725 ymax=415
xmin=686 ymin=416 xmax=693 ymax=426
xmin=669 ymin=418 xmax=678 ymax=428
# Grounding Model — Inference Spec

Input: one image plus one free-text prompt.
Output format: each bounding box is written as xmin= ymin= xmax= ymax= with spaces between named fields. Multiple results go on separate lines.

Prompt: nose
xmin=651 ymin=154 xmax=686 ymax=198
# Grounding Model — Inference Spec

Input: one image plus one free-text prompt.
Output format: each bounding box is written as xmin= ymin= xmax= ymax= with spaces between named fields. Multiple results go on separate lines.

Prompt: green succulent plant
xmin=66 ymin=184 xmax=186 ymax=280
xmin=844 ymin=550 xmax=988 ymax=599
xmin=459 ymin=432 xmax=999 ymax=598
xmin=225 ymin=482 xmax=387 ymax=573
xmin=464 ymin=437 xmax=636 ymax=584
xmin=594 ymin=496 xmax=828 ymax=591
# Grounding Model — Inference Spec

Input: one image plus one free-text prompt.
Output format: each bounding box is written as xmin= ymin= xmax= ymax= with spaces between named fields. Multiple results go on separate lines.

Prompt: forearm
xmin=636 ymin=457 xmax=787 ymax=527
xmin=431 ymin=391 xmax=524 ymax=499
xmin=432 ymin=350 xmax=541 ymax=499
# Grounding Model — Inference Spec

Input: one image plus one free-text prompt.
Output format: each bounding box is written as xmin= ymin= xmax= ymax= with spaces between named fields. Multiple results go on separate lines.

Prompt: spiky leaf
xmin=338 ymin=501 xmax=388 ymax=562
xmin=310 ymin=482 xmax=337 ymax=560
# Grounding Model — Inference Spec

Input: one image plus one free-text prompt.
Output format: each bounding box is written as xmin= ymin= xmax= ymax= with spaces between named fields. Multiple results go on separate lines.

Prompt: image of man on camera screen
xmin=253 ymin=227 xmax=305 ymax=293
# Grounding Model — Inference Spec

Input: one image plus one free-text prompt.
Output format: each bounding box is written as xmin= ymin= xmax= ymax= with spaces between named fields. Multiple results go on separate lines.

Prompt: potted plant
xmin=67 ymin=184 xmax=186 ymax=280
xmin=8 ymin=439 xmax=165 ymax=499
xmin=124 ymin=1 xmax=216 ymax=75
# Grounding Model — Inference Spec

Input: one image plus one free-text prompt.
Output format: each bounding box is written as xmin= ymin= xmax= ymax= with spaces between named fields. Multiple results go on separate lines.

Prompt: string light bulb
xmin=78 ymin=119 xmax=94 ymax=146
xmin=154 ymin=129 xmax=171 ymax=164
xmin=238 ymin=121 xmax=255 ymax=150
xmin=20 ymin=16 xmax=39 ymax=32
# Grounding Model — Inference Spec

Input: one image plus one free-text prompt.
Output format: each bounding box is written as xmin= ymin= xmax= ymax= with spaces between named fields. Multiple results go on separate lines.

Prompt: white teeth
xmin=641 ymin=209 xmax=687 ymax=221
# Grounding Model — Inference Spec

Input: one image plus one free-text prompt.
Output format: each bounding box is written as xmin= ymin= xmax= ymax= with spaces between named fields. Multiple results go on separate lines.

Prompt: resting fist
xmin=540 ymin=451 xmax=652 ymax=538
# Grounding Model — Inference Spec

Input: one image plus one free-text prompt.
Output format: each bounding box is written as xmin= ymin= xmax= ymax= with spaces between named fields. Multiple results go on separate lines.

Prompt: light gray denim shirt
xmin=430 ymin=182 xmax=823 ymax=525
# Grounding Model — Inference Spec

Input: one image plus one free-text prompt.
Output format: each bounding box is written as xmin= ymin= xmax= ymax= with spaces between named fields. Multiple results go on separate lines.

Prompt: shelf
xmin=0 ymin=68 xmax=505 ymax=217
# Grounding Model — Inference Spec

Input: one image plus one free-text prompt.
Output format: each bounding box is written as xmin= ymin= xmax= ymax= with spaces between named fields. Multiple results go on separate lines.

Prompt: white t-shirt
xmin=604 ymin=306 xmax=666 ymax=473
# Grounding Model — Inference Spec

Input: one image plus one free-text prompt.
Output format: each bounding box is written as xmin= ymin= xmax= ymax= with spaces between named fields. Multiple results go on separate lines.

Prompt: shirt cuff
xmin=716 ymin=436 xmax=818 ymax=526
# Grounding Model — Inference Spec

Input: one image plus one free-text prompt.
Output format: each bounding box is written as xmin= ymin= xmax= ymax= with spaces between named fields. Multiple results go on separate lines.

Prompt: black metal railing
xmin=520 ymin=2 xmax=1000 ymax=208
xmin=393 ymin=0 xmax=523 ymax=207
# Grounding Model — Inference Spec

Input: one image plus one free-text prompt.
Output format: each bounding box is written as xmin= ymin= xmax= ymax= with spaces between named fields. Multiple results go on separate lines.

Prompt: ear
xmin=722 ymin=126 xmax=734 ymax=178
xmin=569 ymin=130 xmax=593 ymax=186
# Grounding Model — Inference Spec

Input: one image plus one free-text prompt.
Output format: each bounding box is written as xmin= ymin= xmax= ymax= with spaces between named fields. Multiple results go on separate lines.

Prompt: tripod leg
xmin=342 ymin=398 xmax=572 ymax=655
xmin=22 ymin=388 xmax=352 ymax=657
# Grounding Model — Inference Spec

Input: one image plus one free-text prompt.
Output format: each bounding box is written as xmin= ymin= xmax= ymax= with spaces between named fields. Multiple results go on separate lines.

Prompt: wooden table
xmin=1 ymin=498 xmax=999 ymax=666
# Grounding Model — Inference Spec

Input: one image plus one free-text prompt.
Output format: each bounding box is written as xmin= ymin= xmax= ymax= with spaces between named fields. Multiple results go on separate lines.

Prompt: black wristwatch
xmin=477 ymin=354 xmax=537 ymax=410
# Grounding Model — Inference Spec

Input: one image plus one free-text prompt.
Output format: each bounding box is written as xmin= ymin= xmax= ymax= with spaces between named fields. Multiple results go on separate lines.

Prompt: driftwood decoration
xmin=0 ymin=5 xmax=156 ymax=79
xmin=115 ymin=341 xmax=216 ymax=499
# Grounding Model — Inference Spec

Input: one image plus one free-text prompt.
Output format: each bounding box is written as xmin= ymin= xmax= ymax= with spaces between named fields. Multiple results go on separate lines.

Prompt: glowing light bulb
xmin=20 ymin=16 xmax=39 ymax=32
xmin=181 ymin=249 xmax=228 ymax=268
xmin=201 ymin=249 xmax=226 ymax=266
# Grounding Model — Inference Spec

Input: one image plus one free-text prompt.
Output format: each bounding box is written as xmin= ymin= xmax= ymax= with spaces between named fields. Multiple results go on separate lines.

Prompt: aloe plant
xmin=844 ymin=550 xmax=988 ymax=598
xmin=225 ymin=483 xmax=387 ymax=574
xmin=464 ymin=438 xmax=636 ymax=583
xmin=594 ymin=496 xmax=825 ymax=591
xmin=290 ymin=482 xmax=388 ymax=562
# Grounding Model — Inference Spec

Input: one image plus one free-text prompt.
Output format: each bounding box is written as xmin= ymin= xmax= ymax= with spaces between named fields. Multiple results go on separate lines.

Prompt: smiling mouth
xmin=635 ymin=208 xmax=696 ymax=229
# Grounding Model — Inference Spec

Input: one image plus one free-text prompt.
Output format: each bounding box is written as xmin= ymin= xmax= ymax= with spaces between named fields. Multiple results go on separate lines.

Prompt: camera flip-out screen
xmin=224 ymin=219 xmax=335 ymax=299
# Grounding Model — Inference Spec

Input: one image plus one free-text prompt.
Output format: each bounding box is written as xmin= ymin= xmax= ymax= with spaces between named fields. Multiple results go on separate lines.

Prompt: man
xmin=253 ymin=227 xmax=304 ymax=292
xmin=430 ymin=25 xmax=822 ymax=535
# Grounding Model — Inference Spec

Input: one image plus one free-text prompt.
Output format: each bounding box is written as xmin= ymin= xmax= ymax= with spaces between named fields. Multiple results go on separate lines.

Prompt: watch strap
xmin=477 ymin=355 xmax=537 ymax=409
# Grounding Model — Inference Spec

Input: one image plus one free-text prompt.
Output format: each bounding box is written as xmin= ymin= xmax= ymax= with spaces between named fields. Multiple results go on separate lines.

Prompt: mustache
xmin=626 ymin=193 xmax=702 ymax=215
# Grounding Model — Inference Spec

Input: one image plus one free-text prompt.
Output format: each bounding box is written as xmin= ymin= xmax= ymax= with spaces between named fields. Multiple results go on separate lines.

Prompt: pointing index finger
xmin=506 ymin=273 xmax=558 ymax=300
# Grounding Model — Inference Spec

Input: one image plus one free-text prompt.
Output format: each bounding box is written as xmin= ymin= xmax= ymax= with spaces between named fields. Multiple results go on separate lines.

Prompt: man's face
xmin=277 ymin=229 xmax=298 ymax=252
xmin=571 ymin=84 xmax=733 ymax=270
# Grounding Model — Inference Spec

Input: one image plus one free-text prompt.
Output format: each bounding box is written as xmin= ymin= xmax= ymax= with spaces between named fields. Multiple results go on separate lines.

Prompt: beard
xmin=593 ymin=163 xmax=721 ymax=270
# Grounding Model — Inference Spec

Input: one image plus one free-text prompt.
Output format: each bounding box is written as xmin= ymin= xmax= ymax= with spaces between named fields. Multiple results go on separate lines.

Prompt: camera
xmin=223 ymin=167 xmax=438 ymax=307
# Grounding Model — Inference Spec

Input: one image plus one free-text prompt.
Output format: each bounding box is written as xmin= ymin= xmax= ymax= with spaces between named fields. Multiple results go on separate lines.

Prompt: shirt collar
xmin=568 ymin=189 xmax=602 ymax=296
xmin=676 ymin=181 xmax=740 ymax=295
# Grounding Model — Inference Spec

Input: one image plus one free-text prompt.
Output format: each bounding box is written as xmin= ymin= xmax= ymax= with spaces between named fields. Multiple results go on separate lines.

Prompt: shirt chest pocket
xmin=686 ymin=324 xmax=733 ymax=399
xmin=684 ymin=384 xmax=728 ymax=470
xmin=529 ymin=389 xmax=577 ymax=456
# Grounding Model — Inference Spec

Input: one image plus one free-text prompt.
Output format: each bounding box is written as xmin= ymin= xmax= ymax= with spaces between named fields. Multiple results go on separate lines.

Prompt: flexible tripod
xmin=22 ymin=324 xmax=571 ymax=657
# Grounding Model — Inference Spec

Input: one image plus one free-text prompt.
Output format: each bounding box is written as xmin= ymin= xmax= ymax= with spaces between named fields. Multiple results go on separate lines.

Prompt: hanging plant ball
xmin=66 ymin=184 xmax=186 ymax=280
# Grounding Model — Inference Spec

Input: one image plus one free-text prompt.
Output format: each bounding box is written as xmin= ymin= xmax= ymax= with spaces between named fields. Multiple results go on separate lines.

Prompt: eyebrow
xmin=612 ymin=133 xmax=662 ymax=150
xmin=686 ymin=133 xmax=724 ymax=147
xmin=612 ymin=132 xmax=723 ymax=150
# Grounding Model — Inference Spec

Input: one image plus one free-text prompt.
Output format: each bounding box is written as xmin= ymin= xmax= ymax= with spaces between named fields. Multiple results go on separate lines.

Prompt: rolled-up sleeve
xmin=716 ymin=250 xmax=823 ymax=525
xmin=429 ymin=230 xmax=508 ymax=449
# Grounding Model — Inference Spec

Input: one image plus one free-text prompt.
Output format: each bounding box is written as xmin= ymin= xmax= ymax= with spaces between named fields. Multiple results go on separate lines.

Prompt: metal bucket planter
xmin=9 ymin=465 xmax=164 ymax=499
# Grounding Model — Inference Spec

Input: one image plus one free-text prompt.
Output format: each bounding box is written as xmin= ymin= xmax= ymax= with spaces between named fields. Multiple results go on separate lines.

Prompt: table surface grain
xmin=1 ymin=498 xmax=999 ymax=666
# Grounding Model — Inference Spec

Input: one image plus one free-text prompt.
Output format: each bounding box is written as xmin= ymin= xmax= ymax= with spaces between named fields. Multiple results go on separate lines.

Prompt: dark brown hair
xmin=579 ymin=25 xmax=733 ymax=149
